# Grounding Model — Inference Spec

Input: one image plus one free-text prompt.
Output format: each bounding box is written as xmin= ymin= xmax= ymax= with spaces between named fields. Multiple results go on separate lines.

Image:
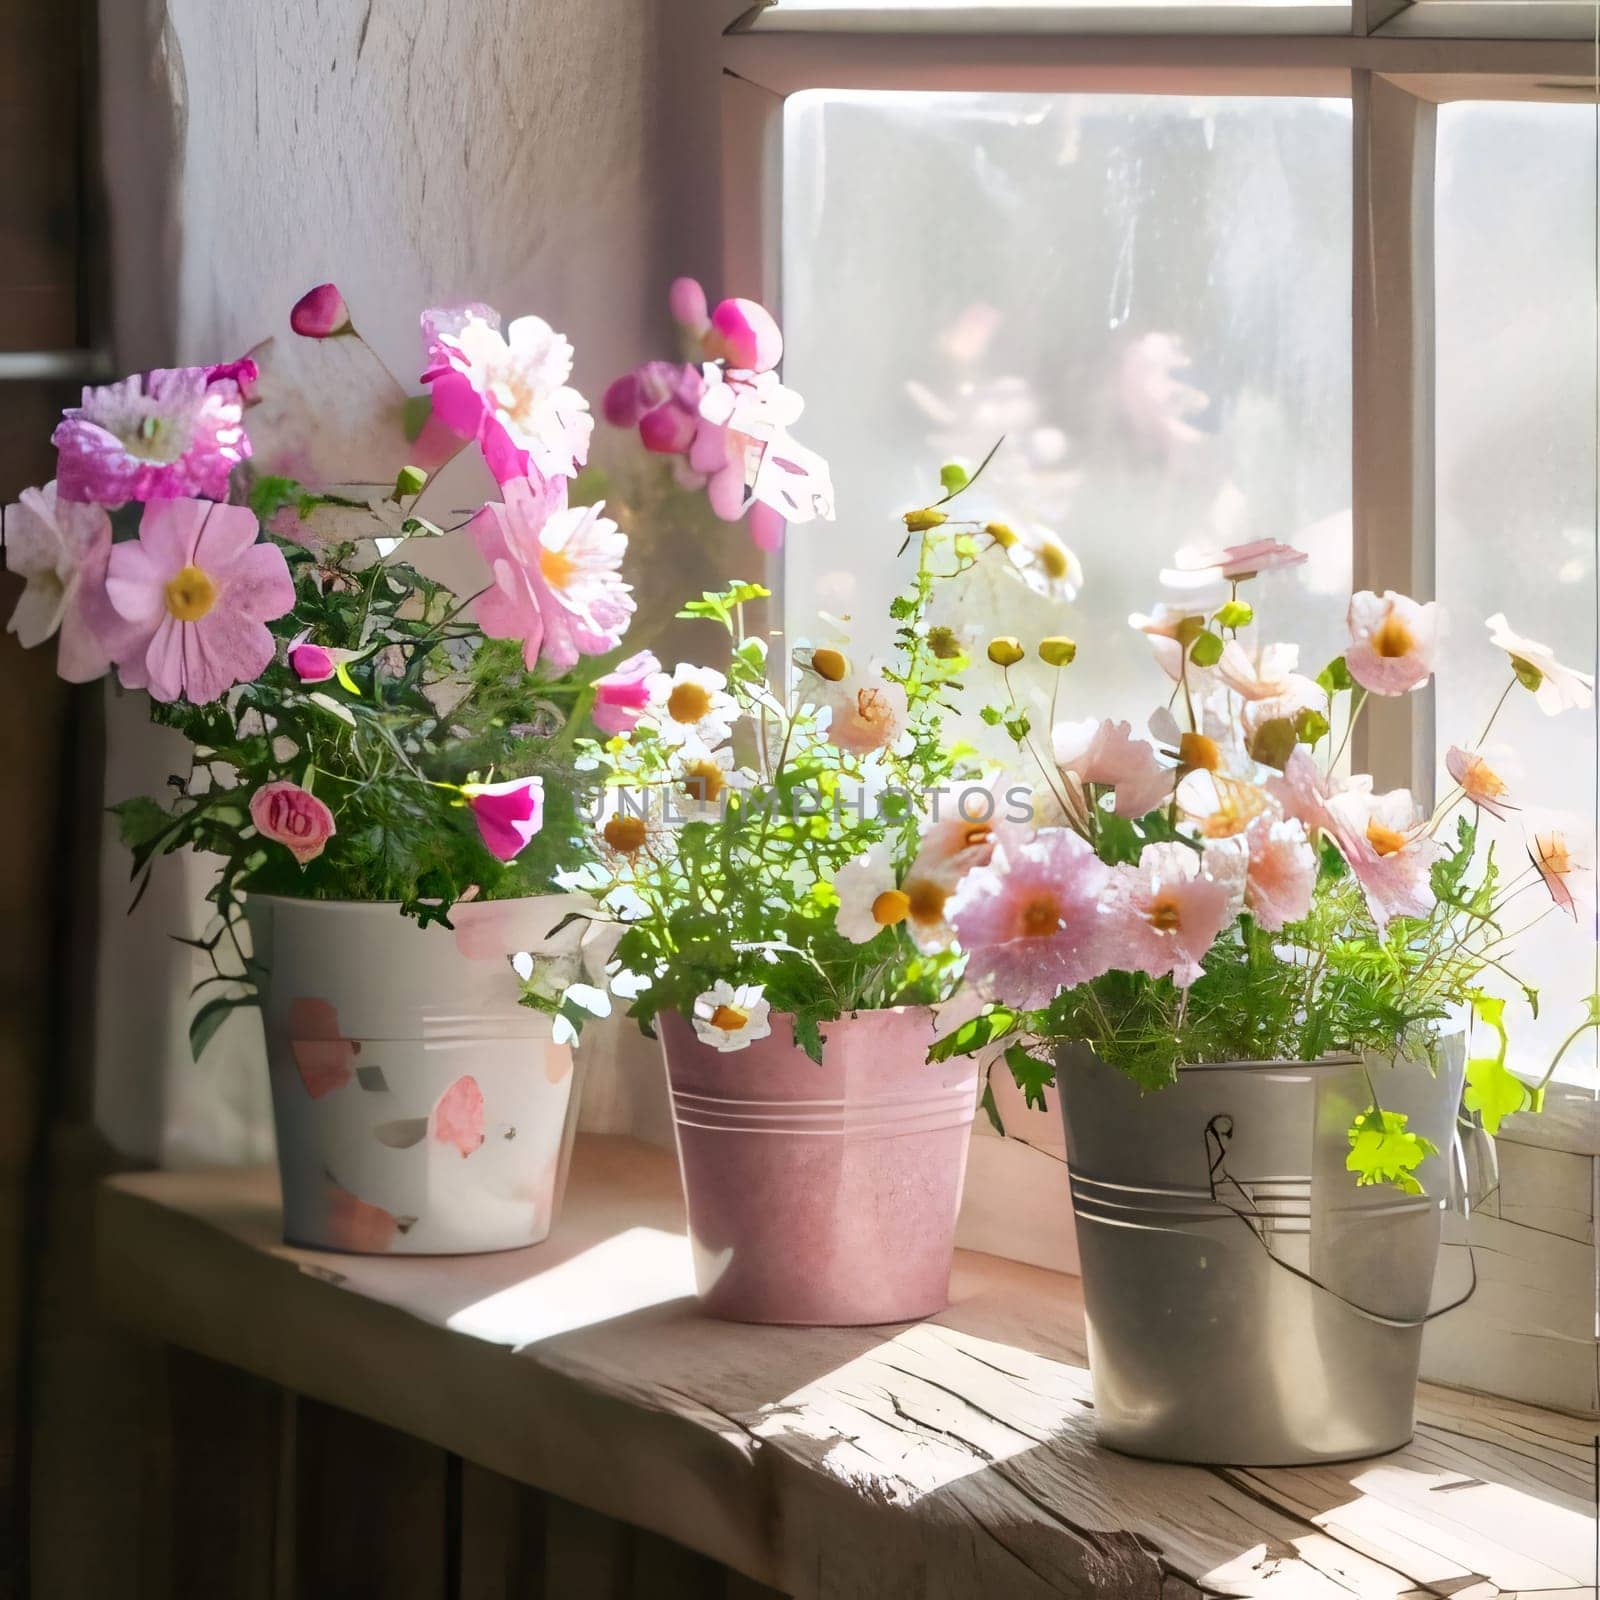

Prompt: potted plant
xmin=929 ymin=538 xmax=1596 ymax=1463
xmin=6 ymin=284 xmax=645 ymax=1254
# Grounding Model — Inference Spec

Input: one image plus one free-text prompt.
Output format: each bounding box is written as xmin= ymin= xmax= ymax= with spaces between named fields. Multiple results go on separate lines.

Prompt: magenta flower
xmin=463 ymin=777 xmax=545 ymax=862
xmin=52 ymin=367 xmax=251 ymax=507
xmin=1051 ymin=718 xmax=1171 ymax=819
xmin=289 ymin=283 xmax=353 ymax=339
xmin=468 ymin=476 xmax=634 ymax=672
xmin=1100 ymin=843 xmax=1236 ymax=988
xmin=592 ymin=649 xmax=660 ymax=736
xmin=250 ymin=780 xmax=336 ymax=865
xmin=600 ymin=360 xmax=706 ymax=454
xmin=668 ymin=276 xmax=709 ymax=334
xmin=3 ymin=481 xmax=135 ymax=682
xmin=1345 ymin=590 xmax=1439 ymax=696
xmin=205 ymin=356 xmax=260 ymax=402
xmin=421 ymin=305 xmax=592 ymax=485
xmin=707 ymin=296 xmax=783 ymax=373
xmin=105 ymin=498 xmax=294 ymax=703
xmin=949 ymin=829 xmax=1113 ymax=1009
xmin=287 ymin=636 xmax=336 ymax=683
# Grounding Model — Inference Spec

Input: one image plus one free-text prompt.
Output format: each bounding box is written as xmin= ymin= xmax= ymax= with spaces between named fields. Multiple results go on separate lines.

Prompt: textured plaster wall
xmin=94 ymin=0 xmax=738 ymax=1162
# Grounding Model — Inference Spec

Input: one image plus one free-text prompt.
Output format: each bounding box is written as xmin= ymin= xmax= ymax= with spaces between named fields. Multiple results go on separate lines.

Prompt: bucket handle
xmin=1204 ymin=1115 xmax=1479 ymax=1330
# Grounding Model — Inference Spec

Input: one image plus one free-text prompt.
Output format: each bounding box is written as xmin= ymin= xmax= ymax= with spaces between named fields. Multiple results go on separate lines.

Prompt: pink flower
xmin=600 ymin=360 xmax=705 ymax=453
xmin=289 ymin=283 xmax=353 ymax=338
xmin=1052 ymin=718 xmax=1171 ymax=820
xmin=592 ymin=649 xmax=660 ymax=736
xmin=468 ymin=477 xmax=633 ymax=672
xmin=1345 ymin=590 xmax=1439 ymax=696
xmin=1267 ymin=748 xmax=1369 ymax=840
xmin=748 ymin=502 xmax=786 ymax=553
xmin=1128 ymin=603 xmax=1207 ymax=682
xmin=901 ymin=784 xmax=1019 ymax=951
xmin=821 ymin=670 xmax=907 ymax=756
xmin=950 ymin=828 xmax=1113 ymax=1009
xmin=421 ymin=305 xmax=592 ymax=485
xmin=1445 ymin=746 xmax=1516 ymax=820
xmin=205 ymin=356 xmax=260 ymax=402
xmin=463 ymin=776 xmax=545 ymax=862
xmin=287 ymin=636 xmax=336 ymax=683
xmin=1163 ymin=539 xmax=1307 ymax=587
xmin=105 ymin=498 xmax=294 ymax=703
xmin=52 ymin=367 xmax=251 ymax=507
xmin=3 ymin=481 xmax=135 ymax=681
xmin=1100 ymin=842 xmax=1235 ymax=988
xmin=1529 ymin=830 xmax=1582 ymax=918
xmin=668 ymin=276 xmax=709 ymax=334
xmin=707 ymin=296 xmax=783 ymax=373
xmin=1242 ymin=813 xmax=1317 ymax=931
xmin=1324 ymin=787 xmax=1443 ymax=929
xmin=250 ymin=781 xmax=336 ymax=865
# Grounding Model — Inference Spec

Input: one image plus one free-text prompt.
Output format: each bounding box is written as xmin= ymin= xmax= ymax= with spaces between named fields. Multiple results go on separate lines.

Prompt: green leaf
xmin=930 ymin=1006 xmax=1019 ymax=1062
xmin=677 ymin=582 xmax=772 ymax=630
xmin=246 ymin=474 xmax=302 ymax=522
xmin=1463 ymin=1053 xmax=1530 ymax=1134
xmin=1469 ymin=991 xmax=1507 ymax=1031
xmin=939 ymin=462 xmax=970 ymax=495
xmin=189 ymin=994 xmax=253 ymax=1061
xmin=1345 ymin=1106 xmax=1439 ymax=1194
xmin=308 ymin=691 xmax=357 ymax=727
xmin=1214 ymin=600 xmax=1254 ymax=630
xmin=1316 ymin=656 xmax=1355 ymax=696
xmin=792 ymin=1011 xmax=826 ymax=1064
xmin=111 ymin=795 xmax=174 ymax=851
xmin=1004 ymin=1043 xmax=1054 ymax=1111
xmin=334 ymin=660 xmax=362 ymax=696
xmin=1189 ymin=630 xmax=1224 ymax=668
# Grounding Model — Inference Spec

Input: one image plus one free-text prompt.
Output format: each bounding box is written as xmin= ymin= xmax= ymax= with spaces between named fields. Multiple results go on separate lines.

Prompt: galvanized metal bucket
xmin=1056 ymin=1035 xmax=1470 ymax=1466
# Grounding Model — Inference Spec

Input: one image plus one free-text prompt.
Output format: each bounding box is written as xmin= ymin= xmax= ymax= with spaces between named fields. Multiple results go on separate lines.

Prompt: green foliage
xmin=1346 ymin=1107 xmax=1438 ymax=1194
xmin=1189 ymin=630 xmax=1224 ymax=668
xmin=1004 ymin=1043 xmax=1054 ymax=1111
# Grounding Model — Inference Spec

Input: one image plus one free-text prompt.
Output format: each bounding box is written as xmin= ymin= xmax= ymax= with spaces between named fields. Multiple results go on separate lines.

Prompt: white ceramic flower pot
xmin=245 ymin=893 xmax=588 ymax=1254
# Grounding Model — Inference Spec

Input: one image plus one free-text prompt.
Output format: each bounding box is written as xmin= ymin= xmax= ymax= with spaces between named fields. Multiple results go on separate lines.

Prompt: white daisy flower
xmin=669 ymin=740 xmax=755 ymax=820
xmin=1486 ymin=614 xmax=1595 ymax=716
xmin=991 ymin=522 xmax=1084 ymax=603
xmin=691 ymin=981 xmax=772 ymax=1052
xmin=645 ymin=662 xmax=739 ymax=748
xmin=832 ymin=842 xmax=910 ymax=945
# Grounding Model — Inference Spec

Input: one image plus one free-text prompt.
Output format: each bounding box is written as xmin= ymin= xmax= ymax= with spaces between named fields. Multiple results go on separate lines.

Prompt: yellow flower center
xmin=1366 ymin=819 xmax=1408 ymax=857
xmin=1372 ymin=612 xmax=1415 ymax=659
xmin=709 ymin=1004 xmax=748 ymax=1032
xmin=489 ymin=372 xmax=535 ymax=420
xmin=539 ymin=544 xmax=576 ymax=591
xmin=871 ymin=888 xmax=911 ymax=927
xmin=1147 ymin=896 xmax=1183 ymax=932
xmin=164 ymin=564 xmax=217 ymax=622
xmin=1179 ymin=732 xmax=1222 ymax=773
xmin=906 ymin=878 xmax=948 ymax=924
xmin=984 ymin=521 xmax=1018 ymax=549
xmin=1038 ymin=539 xmax=1072 ymax=580
xmin=681 ymin=759 xmax=725 ymax=804
xmin=810 ymin=647 xmax=849 ymax=682
xmin=1536 ymin=833 xmax=1572 ymax=874
xmin=603 ymin=815 xmax=647 ymax=854
xmin=1019 ymin=893 xmax=1061 ymax=938
xmin=667 ymin=682 xmax=713 ymax=724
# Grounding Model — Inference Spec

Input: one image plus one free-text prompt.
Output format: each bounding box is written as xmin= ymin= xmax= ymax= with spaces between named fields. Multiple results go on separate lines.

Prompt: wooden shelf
xmin=97 ymin=1136 xmax=1596 ymax=1598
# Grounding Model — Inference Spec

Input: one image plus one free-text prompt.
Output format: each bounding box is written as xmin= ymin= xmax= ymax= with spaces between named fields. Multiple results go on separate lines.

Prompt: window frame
xmin=717 ymin=7 xmax=1600 ymax=1150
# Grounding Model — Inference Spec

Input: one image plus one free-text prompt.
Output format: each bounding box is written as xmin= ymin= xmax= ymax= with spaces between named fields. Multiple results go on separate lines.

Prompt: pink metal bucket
xmin=658 ymin=1006 xmax=980 ymax=1325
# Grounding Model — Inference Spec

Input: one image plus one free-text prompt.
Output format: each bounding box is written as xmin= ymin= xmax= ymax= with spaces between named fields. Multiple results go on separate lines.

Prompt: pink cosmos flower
xmin=1324 ymin=786 xmax=1443 ymax=929
xmin=1445 ymin=746 xmax=1516 ymax=820
xmin=949 ymin=828 xmax=1113 ymax=1009
xmin=421 ymin=306 xmax=592 ymax=485
xmin=1163 ymin=539 xmax=1307 ymax=588
xmin=1051 ymin=718 xmax=1171 ymax=820
xmin=1242 ymin=812 xmax=1317 ymax=931
xmin=250 ymin=781 xmax=336 ymax=865
xmin=468 ymin=477 xmax=634 ymax=672
xmin=463 ymin=776 xmax=545 ymax=862
xmin=1266 ymin=748 xmax=1371 ymax=839
xmin=1345 ymin=590 xmax=1439 ymax=696
xmin=53 ymin=367 xmax=251 ymax=507
xmin=1529 ymin=830 xmax=1581 ymax=918
xmin=289 ymin=283 xmax=353 ymax=339
xmin=592 ymin=649 xmax=660 ymax=736
xmin=1100 ymin=842 xmax=1236 ymax=988
xmin=900 ymin=784 xmax=1019 ymax=951
xmin=3 ymin=481 xmax=134 ymax=681
xmin=821 ymin=670 xmax=908 ymax=757
xmin=105 ymin=498 xmax=294 ymax=704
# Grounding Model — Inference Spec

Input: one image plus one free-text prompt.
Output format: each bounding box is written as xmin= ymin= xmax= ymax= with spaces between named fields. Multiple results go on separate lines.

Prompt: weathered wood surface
xmin=98 ymin=1137 xmax=1598 ymax=1599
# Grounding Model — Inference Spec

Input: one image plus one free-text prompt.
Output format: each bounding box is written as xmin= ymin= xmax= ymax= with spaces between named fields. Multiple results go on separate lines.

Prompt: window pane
xmin=1435 ymin=101 xmax=1598 ymax=1088
xmin=782 ymin=90 xmax=1352 ymax=743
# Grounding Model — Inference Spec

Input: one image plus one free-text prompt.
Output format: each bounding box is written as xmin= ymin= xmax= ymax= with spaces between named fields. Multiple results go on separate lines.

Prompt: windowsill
xmin=96 ymin=1135 xmax=1593 ymax=1595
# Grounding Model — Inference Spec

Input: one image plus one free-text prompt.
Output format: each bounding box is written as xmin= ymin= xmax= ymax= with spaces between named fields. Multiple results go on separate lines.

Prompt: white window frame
xmin=715 ymin=5 xmax=1599 ymax=1249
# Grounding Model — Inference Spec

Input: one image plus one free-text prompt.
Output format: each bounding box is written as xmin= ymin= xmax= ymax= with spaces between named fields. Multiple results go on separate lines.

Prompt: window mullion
xmin=1351 ymin=70 xmax=1437 ymax=800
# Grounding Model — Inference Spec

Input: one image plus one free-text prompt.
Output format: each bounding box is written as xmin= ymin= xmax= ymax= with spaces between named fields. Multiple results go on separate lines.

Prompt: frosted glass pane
xmin=782 ymin=91 xmax=1352 ymax=748
xmin=1436 ymin=102 xmax=1598 ymax=1089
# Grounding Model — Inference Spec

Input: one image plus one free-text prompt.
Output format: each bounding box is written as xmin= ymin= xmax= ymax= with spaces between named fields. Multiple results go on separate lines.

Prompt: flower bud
xmin=289 ymin=283 xmax=353 ymax=339
xmin=393 ymin=465 xmax=428 ymax=499
xmin=250 ymin=781 xmax=336 ymax=864
xmin=603 ymin=814 xmax=648 ymax=855
xmin=1038 ymin=636 xmax=1077 ymax=667
xmin=987 ymin=636 xmax=1025 ymax=668
xmin=984 ymin=522 xmax=1018 ymax=549
xmin=903 ymin=508 xmax=948 ymax=533
xmin=1178 ymin=732 xmax=1222 ymax=773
